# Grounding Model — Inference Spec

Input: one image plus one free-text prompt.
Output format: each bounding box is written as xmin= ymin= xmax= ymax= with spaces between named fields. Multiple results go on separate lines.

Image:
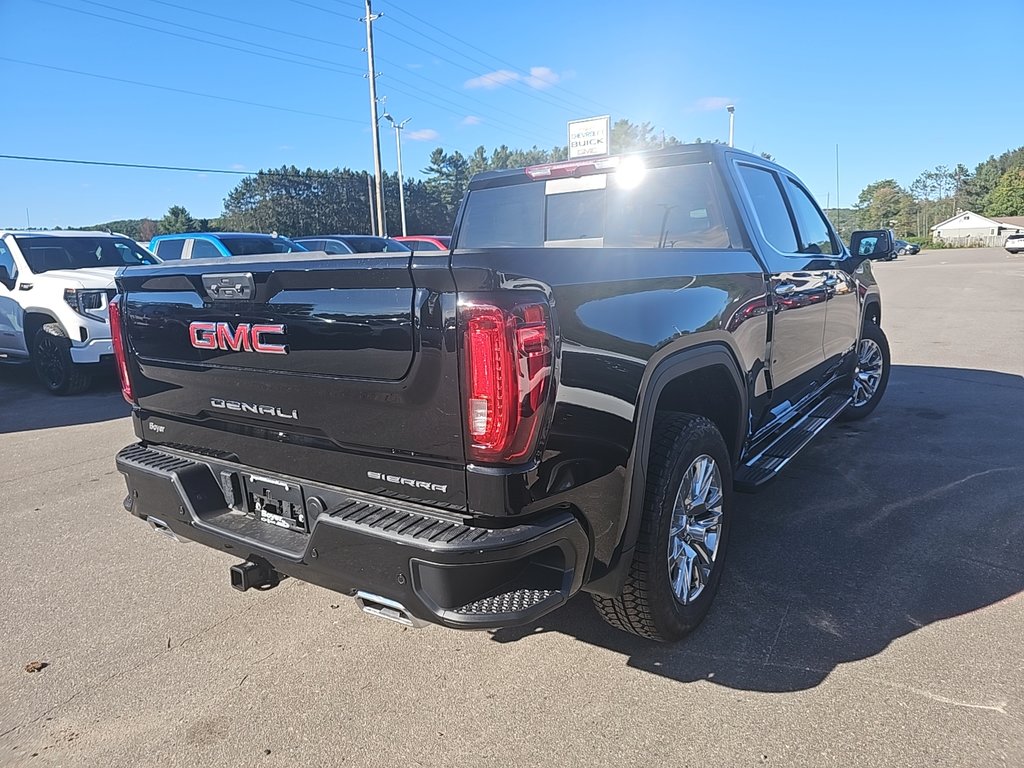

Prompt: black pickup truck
xmin=113 ymin=144 xmax=893 ymax=642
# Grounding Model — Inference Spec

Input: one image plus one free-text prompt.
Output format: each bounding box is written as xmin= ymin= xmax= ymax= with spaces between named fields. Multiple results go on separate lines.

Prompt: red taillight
xmin=462 ymin=300 xmax=552 ymax=464
xmin=108 ymin=296 xmax=134 ymax=404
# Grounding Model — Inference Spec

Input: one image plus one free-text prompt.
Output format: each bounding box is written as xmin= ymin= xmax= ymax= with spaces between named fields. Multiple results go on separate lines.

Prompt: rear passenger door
xmin=734 ymin=162 xmax=830 ymax=415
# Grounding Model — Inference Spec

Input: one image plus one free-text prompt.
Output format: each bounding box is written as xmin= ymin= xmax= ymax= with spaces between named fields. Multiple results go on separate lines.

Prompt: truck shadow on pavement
xmin=491 ymin=365 xmax=1024 ymax=692
xmin=0 ymin=363 xmax=130 ymax=433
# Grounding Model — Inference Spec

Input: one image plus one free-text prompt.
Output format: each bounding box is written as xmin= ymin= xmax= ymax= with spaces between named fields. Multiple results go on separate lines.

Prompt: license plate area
xmin=242 ymin=473 xmax=307 ymax=533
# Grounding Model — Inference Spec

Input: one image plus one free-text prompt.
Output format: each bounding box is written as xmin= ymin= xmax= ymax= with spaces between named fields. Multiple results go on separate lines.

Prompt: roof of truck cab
xmin=151 ymin=232 xmax=283 ymax=239
xmin=467 ymin=143 xmax=777 ymax=188
xmin=2 ymin=230 xmax=125 ymax=238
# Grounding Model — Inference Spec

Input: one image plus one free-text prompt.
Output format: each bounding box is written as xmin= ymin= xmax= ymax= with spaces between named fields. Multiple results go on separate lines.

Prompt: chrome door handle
xmin=774 ymin=282 xmax=796 ymax=296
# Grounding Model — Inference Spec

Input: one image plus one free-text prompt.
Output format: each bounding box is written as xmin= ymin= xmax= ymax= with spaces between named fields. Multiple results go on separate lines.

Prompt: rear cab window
xmin=456 ymin=160 xmax=734 ymax=250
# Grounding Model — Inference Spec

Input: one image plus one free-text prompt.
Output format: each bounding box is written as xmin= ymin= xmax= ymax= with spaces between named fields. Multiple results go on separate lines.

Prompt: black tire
xmin=32 ymin=324 xmax=91 ymax=395
xmin=593 ymin=414 xmax=733 ymax=642
xmin=840 ymin=321 xmax=890 ymax=421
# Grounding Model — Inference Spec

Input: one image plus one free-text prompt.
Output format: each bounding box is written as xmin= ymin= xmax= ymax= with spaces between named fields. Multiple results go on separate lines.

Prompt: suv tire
xmin=32 ymin=324 xmax=91 ymax=395
xmin=593 ymin=414 xmax=732 ymax=642
xmin=840 ymin=321 xmax=890 ymax=421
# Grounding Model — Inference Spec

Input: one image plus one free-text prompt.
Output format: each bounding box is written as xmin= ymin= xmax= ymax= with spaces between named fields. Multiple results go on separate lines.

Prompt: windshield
xmin=16 ymin=235 xmax=159 ymax=273
xmin=340 ymin=236 xmax=412 ymax=253
xmin=218 ymin=236 xmax=308 ymax=256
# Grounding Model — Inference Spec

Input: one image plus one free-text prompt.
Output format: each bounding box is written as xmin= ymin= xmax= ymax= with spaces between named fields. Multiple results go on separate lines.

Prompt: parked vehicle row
xmin=0 ymin=230 xmax=158 ymax=393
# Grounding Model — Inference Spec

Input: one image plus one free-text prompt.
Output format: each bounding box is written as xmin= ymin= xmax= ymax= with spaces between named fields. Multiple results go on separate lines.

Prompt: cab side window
xmin=190 ymin=239 xmax=222 ymax=259
xmin=784 ymin=178 xmax=838 ymax=256
xmin=737 ymin=165 xmax=799 ymax=253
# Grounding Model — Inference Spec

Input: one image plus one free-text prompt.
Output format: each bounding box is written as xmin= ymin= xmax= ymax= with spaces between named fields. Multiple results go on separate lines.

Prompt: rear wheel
xmin=32 ymin=324 xmax=91 ymax=395
xmin=593 ymin=414 xmax=733 ymax=642
xmin=840 ymin=321 xmax=890 ymax=421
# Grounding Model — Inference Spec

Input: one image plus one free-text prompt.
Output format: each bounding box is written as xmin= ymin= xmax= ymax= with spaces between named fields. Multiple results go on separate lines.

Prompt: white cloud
xmin=230 ymin=163 xmax=247 ymax=170
xmin=694 ymin=96 xmax=734 ymax=112
xmin=464 ymin=66 xmax=562 ymax=91
xmin=464 ymin=69 xmax=521 ymax=90
xmin=524 ymin=66 xmax=559 ymax=90
xmin=407 ymin=63 xmax=424 ymax=70
xmin=406 ymin=128 xmax=440 ymax=141
xmin=461 ymin=115 xmax=482 ymax=126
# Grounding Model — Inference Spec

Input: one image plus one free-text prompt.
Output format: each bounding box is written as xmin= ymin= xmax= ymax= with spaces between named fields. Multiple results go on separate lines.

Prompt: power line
xmin=35 ymin=0 xmax=364 ymax=78
xmin=139 ymin=0 xmax=360 ymax=51
xmin=0 ymin=154 xmax=253 ymax=175
xmin=284 ymin=0 xmax=361 ymax=19
xmin=73 ymin=0 xmax=366 ymax=72
xmin=387 ymin=1 xmax=616 ymax=115
xmin=0 ymin=57 xmax=365 ymax=124
xmin=36 ymin=0 xmax=562 ymax=147
xmin=0 ymin=154 xmax=387 ymax=179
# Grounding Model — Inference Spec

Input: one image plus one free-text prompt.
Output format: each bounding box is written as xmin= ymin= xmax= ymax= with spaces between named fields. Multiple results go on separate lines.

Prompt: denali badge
xmin=189 ymin=321 xmax=288 ymax=354
xmin=210 ymin=398 xmax=298 ymax=420
xmin=367 ymin=471 xmax=448 ymax=494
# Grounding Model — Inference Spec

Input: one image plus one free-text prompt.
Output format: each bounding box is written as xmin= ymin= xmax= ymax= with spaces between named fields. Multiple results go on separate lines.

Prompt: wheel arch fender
xmin=587 ymin=341 xmax=748 ymax=596
xmin=22 ymin=309 xmax=64 ymax=348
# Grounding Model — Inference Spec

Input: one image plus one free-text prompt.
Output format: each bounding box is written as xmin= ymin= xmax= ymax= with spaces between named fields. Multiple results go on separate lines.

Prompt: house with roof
xmin=931 ymin=211 xmax=1024 ymax=246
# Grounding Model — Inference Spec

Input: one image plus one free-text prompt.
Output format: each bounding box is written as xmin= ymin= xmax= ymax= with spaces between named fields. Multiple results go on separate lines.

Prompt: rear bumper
xmin=116 ymin=443 xmax=590 ymax=630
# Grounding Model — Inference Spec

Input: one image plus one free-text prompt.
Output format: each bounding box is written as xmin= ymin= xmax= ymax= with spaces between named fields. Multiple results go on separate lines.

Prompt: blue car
xmin=148 ymin=232 xmax=307 ymax=260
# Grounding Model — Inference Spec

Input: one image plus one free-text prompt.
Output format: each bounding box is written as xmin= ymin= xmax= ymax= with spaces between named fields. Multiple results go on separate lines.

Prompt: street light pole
xmin=385 ymin=113 xmax=412 ymax=236
xmin=726 ymin=104 xmax=735 ymax=148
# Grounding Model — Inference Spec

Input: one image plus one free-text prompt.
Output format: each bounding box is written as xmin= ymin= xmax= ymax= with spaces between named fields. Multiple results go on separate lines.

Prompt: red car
xmin=393 ymin=235 xmax=451 ymax=252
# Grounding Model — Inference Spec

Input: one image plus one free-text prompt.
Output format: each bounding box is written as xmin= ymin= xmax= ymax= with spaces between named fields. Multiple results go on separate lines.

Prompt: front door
xmin=733 ymin=162 xmax=830 ymax=426
xmin=780 ymin=176 xmax=858 ymax=371
xmin=0 ymin=240 xmax=25 ymax=355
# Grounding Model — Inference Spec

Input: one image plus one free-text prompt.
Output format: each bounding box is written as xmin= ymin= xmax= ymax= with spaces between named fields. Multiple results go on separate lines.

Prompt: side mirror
xmin=849 ymin=230 xmax=894 ymax=260
xmin=0 ymin=265 xmax=14 ymax=290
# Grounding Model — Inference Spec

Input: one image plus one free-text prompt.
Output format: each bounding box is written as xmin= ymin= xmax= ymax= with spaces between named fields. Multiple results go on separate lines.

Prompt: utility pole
xmin=363 ymin=0 xmax=385 ymax=236
xmin=385 ymin=113 xmax=411 ymax=236
xmin=726 ymin=105 xmax=735 ymax=147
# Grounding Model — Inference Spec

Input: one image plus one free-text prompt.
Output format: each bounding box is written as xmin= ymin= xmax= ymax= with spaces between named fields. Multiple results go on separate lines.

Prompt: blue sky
xmin=1 ymin=0 xmax=1019 ymax=228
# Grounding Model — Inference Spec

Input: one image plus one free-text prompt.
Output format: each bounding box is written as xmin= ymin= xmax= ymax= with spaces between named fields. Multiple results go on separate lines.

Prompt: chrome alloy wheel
xmin=852 ymin=337 xmax=884 ymax=407
xmin=667 ymin=454 xmax=724 ymax=605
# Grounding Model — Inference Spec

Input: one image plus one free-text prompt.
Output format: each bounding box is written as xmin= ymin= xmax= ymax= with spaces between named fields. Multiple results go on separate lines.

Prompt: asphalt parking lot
xmin=1 ymin=247 xmax=1022 ymax=767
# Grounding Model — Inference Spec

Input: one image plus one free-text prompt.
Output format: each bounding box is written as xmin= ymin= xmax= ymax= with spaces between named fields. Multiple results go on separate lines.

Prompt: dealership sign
xmin=567 ymin=115 xmax=610 ymax=160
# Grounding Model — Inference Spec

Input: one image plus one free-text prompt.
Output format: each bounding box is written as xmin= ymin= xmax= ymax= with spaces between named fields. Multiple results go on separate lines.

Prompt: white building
xmin=931 ymin=211 xmax=1024 ymax=246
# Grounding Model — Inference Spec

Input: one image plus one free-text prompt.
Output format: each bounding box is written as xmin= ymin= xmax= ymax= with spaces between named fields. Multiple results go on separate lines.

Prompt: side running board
xmin=734 ymin=393 xmax=851 ymax=492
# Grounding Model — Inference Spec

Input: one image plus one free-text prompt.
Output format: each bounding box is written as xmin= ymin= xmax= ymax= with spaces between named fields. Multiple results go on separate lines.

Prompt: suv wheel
xmin=32 ymin=324 xmax=91 ymax=395
xmin=840 ymin=322 xmax=890 ymax=421
xmin=593 ymin=414 xmax=733 ymax=642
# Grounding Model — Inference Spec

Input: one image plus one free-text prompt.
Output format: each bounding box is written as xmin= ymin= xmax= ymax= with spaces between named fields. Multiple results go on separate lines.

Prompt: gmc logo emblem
xmin=189 ymin=322 xmax=288 ymax=355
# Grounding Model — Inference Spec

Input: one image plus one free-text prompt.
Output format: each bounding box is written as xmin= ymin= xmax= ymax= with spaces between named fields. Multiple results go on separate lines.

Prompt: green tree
xmin=984 ymin=169 xmax=1024 ymax=217
xmin=854 ymin=179 xmax=913 ymax=231
xmin=160 ymin=205 xmax=198 ymax=234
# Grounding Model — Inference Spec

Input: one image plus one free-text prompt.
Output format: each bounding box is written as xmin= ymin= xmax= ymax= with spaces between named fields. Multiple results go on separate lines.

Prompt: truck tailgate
xmin=116 ymin=252 xmax=466 ymax=509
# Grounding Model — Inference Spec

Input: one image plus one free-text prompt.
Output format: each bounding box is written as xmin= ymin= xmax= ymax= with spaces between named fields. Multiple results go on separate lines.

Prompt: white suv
xmin=0 ymin=231 xmax=159 ymax=394
xmin=1006 ymin=233 xmax=1024 ymax=254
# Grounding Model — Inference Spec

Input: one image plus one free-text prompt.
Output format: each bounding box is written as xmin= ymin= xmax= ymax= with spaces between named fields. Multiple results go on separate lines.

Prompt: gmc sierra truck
xmin=113 ymin=145 xmax=893 ymax=642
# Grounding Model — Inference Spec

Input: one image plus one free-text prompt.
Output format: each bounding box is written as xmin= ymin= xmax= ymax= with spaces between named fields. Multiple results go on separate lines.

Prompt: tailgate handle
xmin=202 ymin=272 xmax=255 ymax=301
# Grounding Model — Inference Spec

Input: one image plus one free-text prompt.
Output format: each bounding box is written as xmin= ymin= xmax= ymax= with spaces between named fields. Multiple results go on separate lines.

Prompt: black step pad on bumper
xmin=116 ymin=443 xmax=589 ymax=629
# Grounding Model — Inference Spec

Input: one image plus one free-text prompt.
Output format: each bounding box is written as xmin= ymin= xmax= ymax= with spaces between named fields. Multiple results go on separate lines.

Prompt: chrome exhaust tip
xmin=147 ymin=516 xmax=185 ymax=543
xmin=354 ymin=591 xmax=427 ymax=629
